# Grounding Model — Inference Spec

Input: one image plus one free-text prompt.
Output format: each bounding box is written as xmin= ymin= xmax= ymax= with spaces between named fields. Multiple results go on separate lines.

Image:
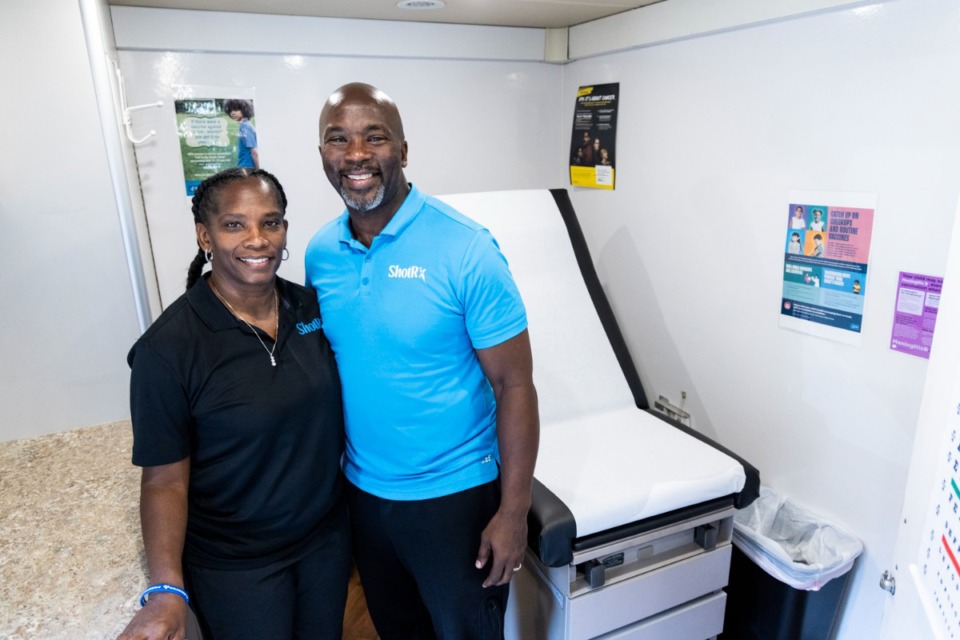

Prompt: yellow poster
xmin=569 ymin=83 xmax=618 ymax=190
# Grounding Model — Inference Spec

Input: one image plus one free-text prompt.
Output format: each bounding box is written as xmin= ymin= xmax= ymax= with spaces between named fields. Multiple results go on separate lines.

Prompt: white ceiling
xmin=105 ymin=0 xmax=665 ymax=29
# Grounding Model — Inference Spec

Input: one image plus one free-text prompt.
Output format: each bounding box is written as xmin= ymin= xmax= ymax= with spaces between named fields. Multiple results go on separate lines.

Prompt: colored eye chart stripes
xmin=920 ymin=415 xmax=960 ymax=638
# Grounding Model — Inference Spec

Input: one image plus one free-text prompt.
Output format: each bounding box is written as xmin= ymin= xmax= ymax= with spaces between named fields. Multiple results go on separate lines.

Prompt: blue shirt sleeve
xmin=459 ymin=229 xmax=527 ymax=350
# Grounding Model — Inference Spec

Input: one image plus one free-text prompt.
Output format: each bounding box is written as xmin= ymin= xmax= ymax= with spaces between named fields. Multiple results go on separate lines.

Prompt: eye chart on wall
xmin=884 ymin=195 xmax=960 ymax=640
xmin=896 ymin=196 xmax=960 ymax=640
xmin=917 ymin=392 xmax=960 ymax=639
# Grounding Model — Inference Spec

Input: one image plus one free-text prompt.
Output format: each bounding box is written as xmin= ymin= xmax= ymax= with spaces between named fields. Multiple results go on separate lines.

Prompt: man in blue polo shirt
xmin=306 ymin=82 xmax=540 ymax=639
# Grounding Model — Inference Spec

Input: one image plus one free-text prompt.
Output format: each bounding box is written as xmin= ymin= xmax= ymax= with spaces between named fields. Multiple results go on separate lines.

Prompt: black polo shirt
xmin=129 ymin=275 xmax=344 ymax=568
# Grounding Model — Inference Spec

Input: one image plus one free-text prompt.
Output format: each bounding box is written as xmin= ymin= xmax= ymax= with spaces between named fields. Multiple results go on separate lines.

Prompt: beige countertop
xmin=0 ymin=421 xmax=144 ymax=639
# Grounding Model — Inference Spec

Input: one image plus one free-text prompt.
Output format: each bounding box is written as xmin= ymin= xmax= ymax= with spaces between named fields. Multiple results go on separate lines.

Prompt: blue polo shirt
xmin=305 ymin=185 xmax=527 ymax=500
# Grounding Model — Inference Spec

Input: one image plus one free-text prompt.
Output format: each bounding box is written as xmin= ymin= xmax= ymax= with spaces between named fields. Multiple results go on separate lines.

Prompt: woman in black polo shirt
xmin=118 ymin=168 xmax=349 ymax=639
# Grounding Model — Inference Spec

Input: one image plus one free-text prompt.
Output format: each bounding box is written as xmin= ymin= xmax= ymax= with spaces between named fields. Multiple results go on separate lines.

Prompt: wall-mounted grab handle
xmin=109 ymin=58 xmax=162 ymax=144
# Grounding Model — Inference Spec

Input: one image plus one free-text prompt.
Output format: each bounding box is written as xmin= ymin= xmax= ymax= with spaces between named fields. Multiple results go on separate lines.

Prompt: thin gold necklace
xmin=209 ymin=277 xmax=280 ymax=367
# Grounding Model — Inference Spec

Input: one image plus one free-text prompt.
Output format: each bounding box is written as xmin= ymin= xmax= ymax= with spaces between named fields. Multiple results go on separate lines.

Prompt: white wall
xmin=109 ymin=3 xmax=960 ymax=638
xmin=0 ymin=0 xmax=141 ymax=441
xmin=112 ymin=7 xmax=564 ymax=306
xmin=9 ymin=1 xmax=958 ymax=637
xmin=569 ymin=0 xmax=870 ymax=60
xmin=564 ymin=1 xmax=960 ymax=637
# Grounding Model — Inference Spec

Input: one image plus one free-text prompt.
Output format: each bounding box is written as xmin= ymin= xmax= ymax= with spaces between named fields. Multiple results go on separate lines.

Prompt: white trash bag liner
xmin=733 ymin=486 xmax=863 ymax=591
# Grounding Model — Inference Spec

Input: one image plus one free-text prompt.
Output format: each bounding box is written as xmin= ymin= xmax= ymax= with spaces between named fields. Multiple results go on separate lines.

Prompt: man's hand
xmin=475 ymin=330 xmax=539 ymax=589
xmin=475 ymin=508 xmax=528 ymax=587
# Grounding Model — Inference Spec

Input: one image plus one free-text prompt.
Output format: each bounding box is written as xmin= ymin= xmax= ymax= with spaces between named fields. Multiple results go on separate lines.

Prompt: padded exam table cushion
xmin=536 ymin=407 xmax=745 ymax=541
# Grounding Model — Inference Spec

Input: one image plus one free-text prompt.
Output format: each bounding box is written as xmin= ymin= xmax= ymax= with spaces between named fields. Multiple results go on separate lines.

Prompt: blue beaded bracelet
xmin=139 ymin=583 xmax=190 ymax=607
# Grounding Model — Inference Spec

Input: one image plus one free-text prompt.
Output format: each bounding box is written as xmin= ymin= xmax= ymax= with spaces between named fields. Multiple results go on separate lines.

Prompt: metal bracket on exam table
xmin=654 ymin=394 xmax=691 ymax=423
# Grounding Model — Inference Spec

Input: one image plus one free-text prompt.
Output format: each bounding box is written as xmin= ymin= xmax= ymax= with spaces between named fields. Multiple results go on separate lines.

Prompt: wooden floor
xmin=343 ymin=566 xmax=380 ymax=640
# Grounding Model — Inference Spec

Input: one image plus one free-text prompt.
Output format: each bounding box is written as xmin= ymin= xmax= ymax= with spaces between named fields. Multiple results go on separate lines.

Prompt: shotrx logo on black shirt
xmin=388 ymin=265 xmax=427 ymax=281
xmin=296 ymin=318 xmax=322 ymax=335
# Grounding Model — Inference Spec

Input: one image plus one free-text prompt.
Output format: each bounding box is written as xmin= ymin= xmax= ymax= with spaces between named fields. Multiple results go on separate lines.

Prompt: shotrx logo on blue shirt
xmin=388 ymin=265 xmax=427 ymax=281
xmin=296 ymin=318 xmax=322 ymax=335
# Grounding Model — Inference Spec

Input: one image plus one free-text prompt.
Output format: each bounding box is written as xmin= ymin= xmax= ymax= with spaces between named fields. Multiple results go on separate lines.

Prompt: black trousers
xmin=346 ymin=480 xmax=509 ymax=640
xmin=183 ymin=503 xmax=351 ymax=640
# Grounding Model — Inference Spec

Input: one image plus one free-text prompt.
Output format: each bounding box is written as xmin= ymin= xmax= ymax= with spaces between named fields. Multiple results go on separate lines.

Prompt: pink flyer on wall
xmin=890 ymin=272 xmax=943 ymax=359
xmin=779 ymin=190 xmax=877 ymax=346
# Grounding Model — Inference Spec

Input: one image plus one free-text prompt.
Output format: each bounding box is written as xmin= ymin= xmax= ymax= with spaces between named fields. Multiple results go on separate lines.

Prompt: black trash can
xmin=720 ymin=487 xmax=863 ymax=640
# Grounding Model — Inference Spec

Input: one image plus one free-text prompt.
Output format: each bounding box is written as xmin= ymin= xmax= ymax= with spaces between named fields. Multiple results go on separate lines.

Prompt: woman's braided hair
xmin=186 ymin=168 xmax=288 ymax=290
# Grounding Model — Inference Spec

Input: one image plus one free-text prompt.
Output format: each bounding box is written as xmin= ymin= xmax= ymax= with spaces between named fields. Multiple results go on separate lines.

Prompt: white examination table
xmin=437 ymin=189 xmax=761 ymax=640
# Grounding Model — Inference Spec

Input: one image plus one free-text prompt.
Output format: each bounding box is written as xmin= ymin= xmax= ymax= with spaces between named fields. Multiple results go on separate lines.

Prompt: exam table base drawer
xmin=508 ymin=544 xmax=732 ymax=640
xmin=599 ymin=591 xmax=726 ymax=640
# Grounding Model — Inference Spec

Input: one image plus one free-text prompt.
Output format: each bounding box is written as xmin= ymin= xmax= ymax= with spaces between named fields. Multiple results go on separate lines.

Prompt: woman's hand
xmin=117 ymin=593 xmax=189 ymax=640
xmin=120 ymin=460 xmax=192 ymax=640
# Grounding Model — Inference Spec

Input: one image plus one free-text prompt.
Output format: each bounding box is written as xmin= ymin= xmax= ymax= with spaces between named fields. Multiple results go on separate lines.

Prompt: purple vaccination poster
xmin=890 ymin=272 xmax=943 ymax=359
